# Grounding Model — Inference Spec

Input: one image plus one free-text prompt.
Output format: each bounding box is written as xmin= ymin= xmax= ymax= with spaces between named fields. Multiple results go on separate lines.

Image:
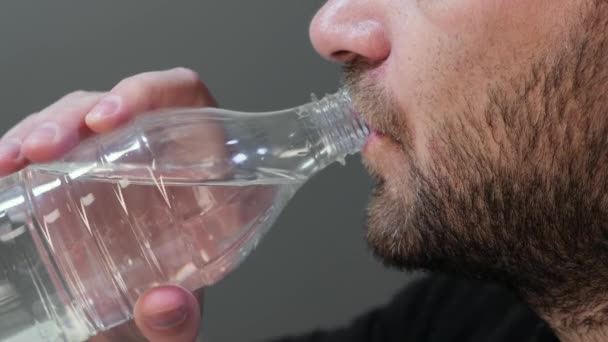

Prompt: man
xmin=1 ymin=0 xmax=606 ymax=340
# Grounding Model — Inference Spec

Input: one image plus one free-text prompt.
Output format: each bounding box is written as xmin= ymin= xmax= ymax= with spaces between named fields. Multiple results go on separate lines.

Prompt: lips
xmin=349 ymin=90 xmax=412 ymax=185
xmin=363 ymin=131 xmax=401 ymax=155
xmin=344 ymin=63 xmax=407 ymax=156
xmin=357 ymin=107 xmax=404 ymax=145
xmin=361 ymin=112 xmax=405 ymax=152
xmin=360 ymin=129 xmax=411 ymax=192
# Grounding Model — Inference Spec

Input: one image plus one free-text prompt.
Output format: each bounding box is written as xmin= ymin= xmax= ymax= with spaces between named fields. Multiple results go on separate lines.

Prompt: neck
xmin=551 ymin=325 xmax=608 ymax=342
xmin=537 ymin=304 xmax=608 ymax=342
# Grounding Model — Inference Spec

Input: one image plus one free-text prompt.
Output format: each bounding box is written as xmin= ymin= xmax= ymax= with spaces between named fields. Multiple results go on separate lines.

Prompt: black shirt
xmin=274 ymin=274 xmax=559 ymax=342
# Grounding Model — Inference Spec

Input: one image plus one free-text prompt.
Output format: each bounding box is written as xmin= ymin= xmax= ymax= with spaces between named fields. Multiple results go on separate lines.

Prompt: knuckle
xmin=173 ymin=67 xmax=207 ymax=92
xmin=171 ymin=68 xmax=212 ymax=105
xmin=26 ymin=111 xmax=42 ymax=121
xmin=113 ymin=75 xmax=151 ymax=96
xmin=172 ymin=67 xmax=201 ymax=82
xmin=22 ymin=112 xmax=43 ymax=126
xmin=63 ymin=90 xmax=89 ymax=100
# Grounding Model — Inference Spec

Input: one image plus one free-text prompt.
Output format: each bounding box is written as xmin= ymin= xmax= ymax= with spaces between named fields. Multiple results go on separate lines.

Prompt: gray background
xmin=0 ymin=2 xmax=407 ymax=341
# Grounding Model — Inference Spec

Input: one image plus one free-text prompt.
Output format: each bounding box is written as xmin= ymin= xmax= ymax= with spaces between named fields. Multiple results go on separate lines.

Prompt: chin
xmin=364 ymin=179 xmax=424 ymax=271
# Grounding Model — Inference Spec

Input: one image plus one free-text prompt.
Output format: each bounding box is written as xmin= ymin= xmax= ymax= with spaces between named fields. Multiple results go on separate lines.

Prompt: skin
xmin=312 ymin=0 xmax=608 ymax=341
xmin=4 ymin=1 xmax=608 ymax=341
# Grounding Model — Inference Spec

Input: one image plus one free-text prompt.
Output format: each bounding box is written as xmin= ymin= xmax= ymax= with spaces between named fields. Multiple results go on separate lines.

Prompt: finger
xmin=0 ymin=137 xmax=26 ymax=176
xmin=0 ymin=91 xmax=103 ymax=175
xmin=21 ymin=91 xmax=104 ymax=163
xmin=85 ymin=67 xmax=217 ymax=133
xmin=134 ymin=286 xmax=202 ymax=342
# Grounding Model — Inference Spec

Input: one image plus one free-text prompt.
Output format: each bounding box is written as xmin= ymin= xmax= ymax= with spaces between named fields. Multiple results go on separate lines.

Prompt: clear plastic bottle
xmin=0 ymin=89 xmax=369 ymax=341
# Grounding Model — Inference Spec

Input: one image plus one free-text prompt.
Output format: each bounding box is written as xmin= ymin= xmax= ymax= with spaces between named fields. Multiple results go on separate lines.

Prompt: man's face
xmin=311 ymin=0 xmax=608 ymax=322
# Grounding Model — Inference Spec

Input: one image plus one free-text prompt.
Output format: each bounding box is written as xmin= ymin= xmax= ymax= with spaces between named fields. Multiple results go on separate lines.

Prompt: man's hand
xmin=93 ymin=286 xmax=202 ymax=342
xmin=0 ymin=68 xmax=213 ymax=341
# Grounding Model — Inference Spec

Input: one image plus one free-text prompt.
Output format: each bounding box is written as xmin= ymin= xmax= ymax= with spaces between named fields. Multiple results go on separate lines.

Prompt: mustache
xmin=342 ymin=58 xmax=406 ymax=146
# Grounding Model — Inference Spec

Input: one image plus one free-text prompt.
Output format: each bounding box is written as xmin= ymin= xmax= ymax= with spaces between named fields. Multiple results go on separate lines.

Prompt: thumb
xmin=133 ymin=286 xmax=202 ymax=342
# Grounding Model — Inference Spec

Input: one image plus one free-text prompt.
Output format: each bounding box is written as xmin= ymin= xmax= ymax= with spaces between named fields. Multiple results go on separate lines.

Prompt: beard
xmin=346 ymin=5 xmax=608 ymax=328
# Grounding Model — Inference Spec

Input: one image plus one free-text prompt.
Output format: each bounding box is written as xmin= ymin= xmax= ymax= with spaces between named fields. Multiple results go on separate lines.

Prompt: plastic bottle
xmin=0 ymin=89 xmax=369 ymax=341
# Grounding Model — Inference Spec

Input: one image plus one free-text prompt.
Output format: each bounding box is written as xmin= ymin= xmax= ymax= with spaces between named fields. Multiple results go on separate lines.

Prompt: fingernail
xmin=143 ymin=305 xmax=188 ymax=330
xmin=87 ymin=95 xmax=122 ymax=121
xmin=27 ymin=122 xmax=60 ymax=145
xmin=0 ymin=139 xmax=23 ymax=162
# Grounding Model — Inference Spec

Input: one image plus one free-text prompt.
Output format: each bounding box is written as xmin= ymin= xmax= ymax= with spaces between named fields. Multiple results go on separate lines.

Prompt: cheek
xmin=379 ymin=0 xmax=581 ymax=182
xmin=421 ymin=0 xmax=571 ymax=54
xmin=384 ymin=0 xmax=571 ymax=164
xmin=419 ymin=0 xmax=490 ymax=30
xmin=385 ymin=7 xmax=487 ymax=165
xmin=420 ymin=0 xmax=542 ymax=31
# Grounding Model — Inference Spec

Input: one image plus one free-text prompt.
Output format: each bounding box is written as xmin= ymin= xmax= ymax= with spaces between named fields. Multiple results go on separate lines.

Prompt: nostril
xmin=331 ymin=50 xmax=356 ymax=62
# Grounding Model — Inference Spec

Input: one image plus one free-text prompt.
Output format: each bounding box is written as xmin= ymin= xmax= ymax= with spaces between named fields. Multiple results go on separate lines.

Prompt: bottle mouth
xmin=310 ymin=89 xmax=370 ymax=159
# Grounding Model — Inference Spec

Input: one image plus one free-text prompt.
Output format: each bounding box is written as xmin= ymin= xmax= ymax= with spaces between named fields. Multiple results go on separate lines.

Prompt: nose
xmin=309 ymin=0 xmax=391 ymax=63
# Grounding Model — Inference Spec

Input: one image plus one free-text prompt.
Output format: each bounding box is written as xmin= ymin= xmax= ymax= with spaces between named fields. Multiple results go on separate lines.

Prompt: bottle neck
xmin=297 ymin=89 xmax=370 ymax=167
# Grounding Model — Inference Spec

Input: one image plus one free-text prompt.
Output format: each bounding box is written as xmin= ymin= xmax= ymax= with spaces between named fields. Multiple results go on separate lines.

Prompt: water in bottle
xmin=0 ymin=89 xmax=369 ymax=341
